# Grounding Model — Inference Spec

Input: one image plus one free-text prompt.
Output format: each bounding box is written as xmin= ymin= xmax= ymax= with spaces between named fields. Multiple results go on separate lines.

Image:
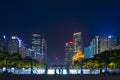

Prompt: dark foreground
xmin=0 ymin=74 xmax=120 ymax=80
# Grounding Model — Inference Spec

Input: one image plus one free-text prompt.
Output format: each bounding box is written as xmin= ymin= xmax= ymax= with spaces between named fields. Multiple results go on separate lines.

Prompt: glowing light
xmin=47 ymin=69 xmax=55 ymax=74
xmin=3 ymin=67 xmax=6 ymax=71
xmin=11 ymin=67 xmax=14 ymax=70
xmin=11 ymin=36 xmax=16 ymax=39
xmin=3 ymin=35 xmax=6 ymax=39
xmin=22 ymin=68 xmax=25 ymax=70
xmin=55 ymin=57 xmax=58 ymax=61
xmin=69 ymin=41 xmax=73 ymax=44
xmin=37 ymin=69 xmax=45 ymax=74
xmin=63 ymin=69 xmax=67 ymax=74
xmin=18 ymin=39 xmax=22 ymax=47
xmin=108 ymin=36 xmax=112 ymax=38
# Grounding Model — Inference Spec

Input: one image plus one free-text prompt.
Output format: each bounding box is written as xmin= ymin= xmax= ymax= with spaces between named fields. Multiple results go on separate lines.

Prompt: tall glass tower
xmin=32 ymin=34 xmax=41 ymax=54
xmin=32 ymin=34 xmax=47 ymax=64
xmin=73 ymin=32 xmax=83 ymax=52
xmin=65 ymin=41 xmax=74 ymax=66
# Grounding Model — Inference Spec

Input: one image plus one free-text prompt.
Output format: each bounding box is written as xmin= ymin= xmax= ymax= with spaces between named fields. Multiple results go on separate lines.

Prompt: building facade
xmin=8 ymin=36 xmax=19 ymax=54
xmin=84 ymin=42 xmax=94 ymax=59
xmin=108 ymin=36 xmax=117 ymax=50
xmin=32 ymin=34 xmax=47 ymax=63
xmin=92 ymin=36 xmax=117 ymax=55
xmin=32 ymin=34 xmax=41 ymax=54
xmin=73 ymin=32 xmax=83 ymax=52
xmin=65 ymin=41 xmax=74 ymax=66
xmin=0 ymin=35 xmax=8 ymax=52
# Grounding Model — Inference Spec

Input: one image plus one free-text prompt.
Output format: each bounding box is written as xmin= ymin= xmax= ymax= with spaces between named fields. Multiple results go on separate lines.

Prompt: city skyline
xmin=0 ymin=0 xmax=120 ymax=64
xmin=0 ymin=33 xmax=120 ymax=64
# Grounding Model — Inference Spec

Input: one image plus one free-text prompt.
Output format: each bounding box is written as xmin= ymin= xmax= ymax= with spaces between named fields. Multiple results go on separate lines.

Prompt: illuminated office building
xmin=8 ymin=36 xmax=20 ymax=54
xmin=0 ymin=35 xmax=8 ymax=52
xmin=73 ymin=32 xmax=83 ymax=52
xmin=65 ymin=41 xmax=74 ymax=65
xmin=41 ymin=38 xmax=47 ymax=64
xmin=92 ymin=36 xmax=117 ymax=55
xmin=32 ymin=34 xmax=41 ymax=54
xmin=108 ymin=36 xmax=117 ymax=50
xmin=84 ymin=41 xmax=94 ymax=59
xmin=32 ymin=34 xmax=47 ymax=63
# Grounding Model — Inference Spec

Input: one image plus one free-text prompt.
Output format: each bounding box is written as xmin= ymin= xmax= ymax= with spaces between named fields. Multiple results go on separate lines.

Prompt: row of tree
xmin=0 ymin=51 xmax=45 ymax=68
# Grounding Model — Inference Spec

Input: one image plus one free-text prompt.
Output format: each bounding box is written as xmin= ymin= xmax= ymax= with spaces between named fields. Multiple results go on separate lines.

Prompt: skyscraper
xmin=99 ymin=36 xmax=109 ymax=53
xmin=108 ymin=36 xmax=117 ymax=50
xmin=65 ymin=32 xmax=84 ymax=65
xmin=32 ymin=34 xmax=47 ymax=63
xmin=65 ymin=41 xmax=74 ymax=66
xmin=8 ymin=36 xmax=20 ymax=54
xmin=32 ymin=34 xmax=41 ymax=54
xmin=0 ymin=35 xmax=8 ymax=52
xmin=41 ymin=37 xmax=47 ymax=64
xmin=92 ymin=36 xmax=99 ymax=55
xmin=84 ymin=41 xmax=94 ymax=59
xmin=73 ymin=32 xmax=83 ymax=52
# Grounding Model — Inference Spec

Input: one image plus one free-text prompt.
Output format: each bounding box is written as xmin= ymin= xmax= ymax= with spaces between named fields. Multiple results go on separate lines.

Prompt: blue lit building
xmin=84 ymin=42 xmax=94 ymax=59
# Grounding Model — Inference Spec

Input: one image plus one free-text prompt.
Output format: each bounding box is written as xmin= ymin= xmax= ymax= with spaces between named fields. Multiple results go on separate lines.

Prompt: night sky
xmin=0 ymin=0 xmax=120 ymax=64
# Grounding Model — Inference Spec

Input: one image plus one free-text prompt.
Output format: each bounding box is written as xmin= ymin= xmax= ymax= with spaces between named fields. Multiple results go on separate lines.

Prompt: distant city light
xmin=3 ymin=35 xmax=6 ymax=39
xmin=11 ymin=36 xmax=16 ymax=39
xmin=47 ymin=69 xmax=55 ymax=74
xmin=28 ymin=49 xmax=34 ymax=51
xmin=55 ymin=57 xmax=58 ymax=61
xmin=108 ymin=36 xmax=112 ymax=38
xmin=69 ymin=41 xmax=73 ymax=44
xmin=18 ymin=39 xmax=22 ymax=47
xmin=2 ymin=67 xmax=6 ymax=71
xmin=11 ymin=67 xmax=14 ymax=70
